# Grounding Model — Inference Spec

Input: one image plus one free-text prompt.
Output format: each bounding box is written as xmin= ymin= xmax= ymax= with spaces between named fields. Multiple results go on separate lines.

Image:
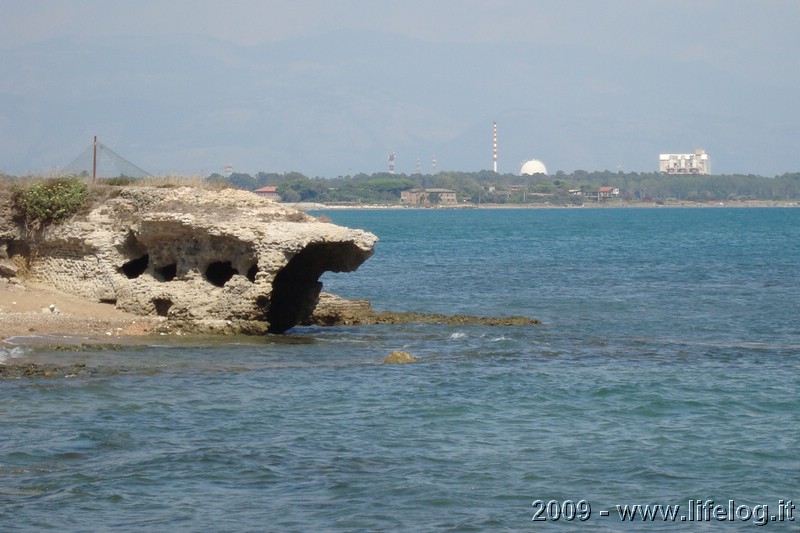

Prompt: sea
xmin=1 ymin=207 xmax=799 ymax=532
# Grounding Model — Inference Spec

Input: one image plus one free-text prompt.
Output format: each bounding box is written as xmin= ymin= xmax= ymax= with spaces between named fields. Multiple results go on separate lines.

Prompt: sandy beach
xmin=306 ymin=199 xmax=800 ymax=210
xmin=0 ymin=280 xmax=162 ymax=343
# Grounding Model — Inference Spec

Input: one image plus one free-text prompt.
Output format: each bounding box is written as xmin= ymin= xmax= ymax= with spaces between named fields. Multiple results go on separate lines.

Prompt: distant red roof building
xmin=598 ymin=186 xmax=620 ymax=198
xmin=254 ymin=185 xmax=280 ymax=201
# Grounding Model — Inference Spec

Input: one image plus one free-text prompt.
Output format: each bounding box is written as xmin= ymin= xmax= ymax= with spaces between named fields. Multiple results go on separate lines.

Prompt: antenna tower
xmin=63 ymin=136 xmax=150 ymax=180
xmin=493 ymin=121 xmax=498 ymax=173
xmin=92 ymin=135 xmax=98 ymax=182
xmin=388 ymin=152 xmax=395 ymax=174
xmin=432 ymin=155 xmax=437 ymax=173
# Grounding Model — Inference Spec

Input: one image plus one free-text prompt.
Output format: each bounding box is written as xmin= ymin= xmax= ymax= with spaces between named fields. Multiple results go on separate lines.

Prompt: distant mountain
xmin=0 ymin=31 xmax=795 ymax=176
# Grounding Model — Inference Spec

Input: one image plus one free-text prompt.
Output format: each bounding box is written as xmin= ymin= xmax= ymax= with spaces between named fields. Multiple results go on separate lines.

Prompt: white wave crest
xmin=0 ymin=346 xmax=27 ymax=364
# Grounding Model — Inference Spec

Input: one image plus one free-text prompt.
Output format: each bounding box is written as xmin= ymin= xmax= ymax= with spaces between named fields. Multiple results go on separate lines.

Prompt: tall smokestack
xmin=493 ymin=121 xmax=498 ymax=173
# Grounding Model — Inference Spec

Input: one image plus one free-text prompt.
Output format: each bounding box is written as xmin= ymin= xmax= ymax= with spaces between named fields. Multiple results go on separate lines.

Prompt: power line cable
xmin=63 ymin=140 xmax=151 ymax=178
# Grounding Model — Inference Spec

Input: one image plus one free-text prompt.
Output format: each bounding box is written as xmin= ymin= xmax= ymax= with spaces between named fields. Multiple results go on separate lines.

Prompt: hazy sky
xmin=2 ymin=1 xmax=799 ymax=176
xmin=5 ymin=0 xmax=797 ymax=71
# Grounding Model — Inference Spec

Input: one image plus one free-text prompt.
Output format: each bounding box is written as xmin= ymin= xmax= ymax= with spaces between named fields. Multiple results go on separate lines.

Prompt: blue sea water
xmin=2 ymin=207 xmax=799 ymax=531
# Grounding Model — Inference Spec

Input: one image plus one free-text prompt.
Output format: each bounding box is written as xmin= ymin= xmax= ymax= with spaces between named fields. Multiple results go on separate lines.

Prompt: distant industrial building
xmin=520 ymin=159 xmax=548 ymax=176
xmin=401 ymin=188 xmax=458 ymax=206
xmin=659 ymin=150 xmax=710 ymax=175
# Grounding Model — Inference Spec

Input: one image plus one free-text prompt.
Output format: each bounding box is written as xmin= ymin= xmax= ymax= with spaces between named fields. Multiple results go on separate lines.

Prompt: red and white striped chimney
xmin=493 ymin=121 xmax=498 ymax=173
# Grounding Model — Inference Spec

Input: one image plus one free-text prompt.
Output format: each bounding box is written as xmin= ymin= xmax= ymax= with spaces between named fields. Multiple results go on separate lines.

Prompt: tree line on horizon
xmin=208 ymin=170 xmax=800 ymax=204
xmin=4 ymin=169 xmax=799 ymax=205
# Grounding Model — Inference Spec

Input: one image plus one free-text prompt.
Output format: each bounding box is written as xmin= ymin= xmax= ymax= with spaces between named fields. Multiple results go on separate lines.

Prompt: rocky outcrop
xmin=0 ymin=186 xmax=377 ymax=333
xmin=307 ymin=293 xmax=541 ymax=327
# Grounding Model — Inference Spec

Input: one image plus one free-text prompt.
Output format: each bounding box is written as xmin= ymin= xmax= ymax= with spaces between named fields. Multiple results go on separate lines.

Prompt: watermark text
xmin=531 ymin=499 xmax=795 ymax=525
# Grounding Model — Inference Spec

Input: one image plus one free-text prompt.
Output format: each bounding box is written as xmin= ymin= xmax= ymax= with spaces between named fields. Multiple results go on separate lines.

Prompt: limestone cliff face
xmin=1 ymin=187 xmax=377 ymax=333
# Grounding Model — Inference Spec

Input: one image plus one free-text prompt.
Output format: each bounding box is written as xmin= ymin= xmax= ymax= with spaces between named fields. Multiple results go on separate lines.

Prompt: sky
xmin=4 ymin=0 xmax=795 ymax=73
xmin=2 ymin=0 xmax=799 ymax=177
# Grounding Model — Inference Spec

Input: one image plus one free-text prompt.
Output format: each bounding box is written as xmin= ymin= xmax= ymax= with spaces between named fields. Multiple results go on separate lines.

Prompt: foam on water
xmin=0 ymin=344 xmax=27 ymax=364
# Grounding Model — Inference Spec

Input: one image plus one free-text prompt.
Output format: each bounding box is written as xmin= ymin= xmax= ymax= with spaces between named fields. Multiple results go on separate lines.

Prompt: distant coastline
xmin=297 ymin=200 xmax=800 ymax=211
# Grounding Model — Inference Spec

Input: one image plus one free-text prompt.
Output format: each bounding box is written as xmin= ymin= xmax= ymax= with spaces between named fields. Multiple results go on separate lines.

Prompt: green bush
xmin=12 ymin=177 xmax=90 ymax=229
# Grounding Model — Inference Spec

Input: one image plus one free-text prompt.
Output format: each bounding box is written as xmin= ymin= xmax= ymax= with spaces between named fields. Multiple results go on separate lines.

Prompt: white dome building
xmin=520 ymin=159 xmax=548 ymax=176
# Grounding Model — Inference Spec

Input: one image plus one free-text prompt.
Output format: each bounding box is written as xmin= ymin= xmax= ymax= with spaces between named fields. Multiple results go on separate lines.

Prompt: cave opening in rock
xmin=6 ymin=240 xmax=30 ymax=259
xmin=246 ymin=264 xmax=259 ymax=283
xmin=120 ymin=254 xmax=149 ymax=279
xmin=3 ymin=240 xmax=31 ymax=273
xmin=152 ymin=298 xmax=173 ymax=317
xmin=119 ymin=231 xmax=149 ymax=279
xmin=205 ymin=261 xmax=238 ymax=287
xmin=156 ymin=263 xmax=177 ymax=282
xmin=267 ymin=241 xmax=368 ymax=333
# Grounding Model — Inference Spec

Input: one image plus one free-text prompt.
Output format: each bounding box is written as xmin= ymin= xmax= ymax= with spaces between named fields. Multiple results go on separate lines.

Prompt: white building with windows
xmin=659 ymin=150 xmax=710 ymax=175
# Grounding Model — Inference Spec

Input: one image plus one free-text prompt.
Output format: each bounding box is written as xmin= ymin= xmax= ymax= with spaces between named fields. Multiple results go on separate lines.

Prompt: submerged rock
xmin=384 ymin=351 xmax=417 ymax=364
xmin=0 ymin=362 xmax=92 ymax=379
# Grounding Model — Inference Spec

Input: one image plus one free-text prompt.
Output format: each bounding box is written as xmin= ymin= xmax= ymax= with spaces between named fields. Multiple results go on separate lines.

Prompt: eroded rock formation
xmin=0 ymin=187 xmax=377 ymax=333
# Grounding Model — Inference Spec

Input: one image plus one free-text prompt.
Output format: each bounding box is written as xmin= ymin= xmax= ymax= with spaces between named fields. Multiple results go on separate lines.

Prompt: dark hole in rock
xmin=206 ymin=261 xmax=238 ymax=287
xmin=121 ymin=254 xmax=149 ymax=279
xmin=246 ymin=264 xmax=259 ymax=282
xmin=267 ymin=242 xmax=367 ymax=333
xmin=6 ymin=240 xmax=30 ymax=258
xmin=252 ymin=295 xmax=270 ymax=320
xmin=152 ymin=298 xmax=173 ymax=317
xmin=2 ymin=240 xmax=30 ymax=273
xmin=99 ymin=298 xmax=117 ymax=305
xmin=156 ymin=263 xmax=177 ymax=282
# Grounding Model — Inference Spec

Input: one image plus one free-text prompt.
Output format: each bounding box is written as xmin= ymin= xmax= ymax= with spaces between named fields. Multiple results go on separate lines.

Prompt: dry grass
xmin=2 ymin=173 xmax=232 ymax=190
xmin=1 ymin=174 xmax=238 ymax=224
xmin=137 ymin=174 xmax=214 ymax=188
xmin=1 ymin=174 xmax=58 ymax=189
xmin=100 ymin=174 xmax=227 ymax=189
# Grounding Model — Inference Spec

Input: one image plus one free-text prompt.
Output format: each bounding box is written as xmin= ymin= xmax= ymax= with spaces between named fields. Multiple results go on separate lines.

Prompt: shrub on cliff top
xmin=11 ymin=177 xmax=90 ymax=230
